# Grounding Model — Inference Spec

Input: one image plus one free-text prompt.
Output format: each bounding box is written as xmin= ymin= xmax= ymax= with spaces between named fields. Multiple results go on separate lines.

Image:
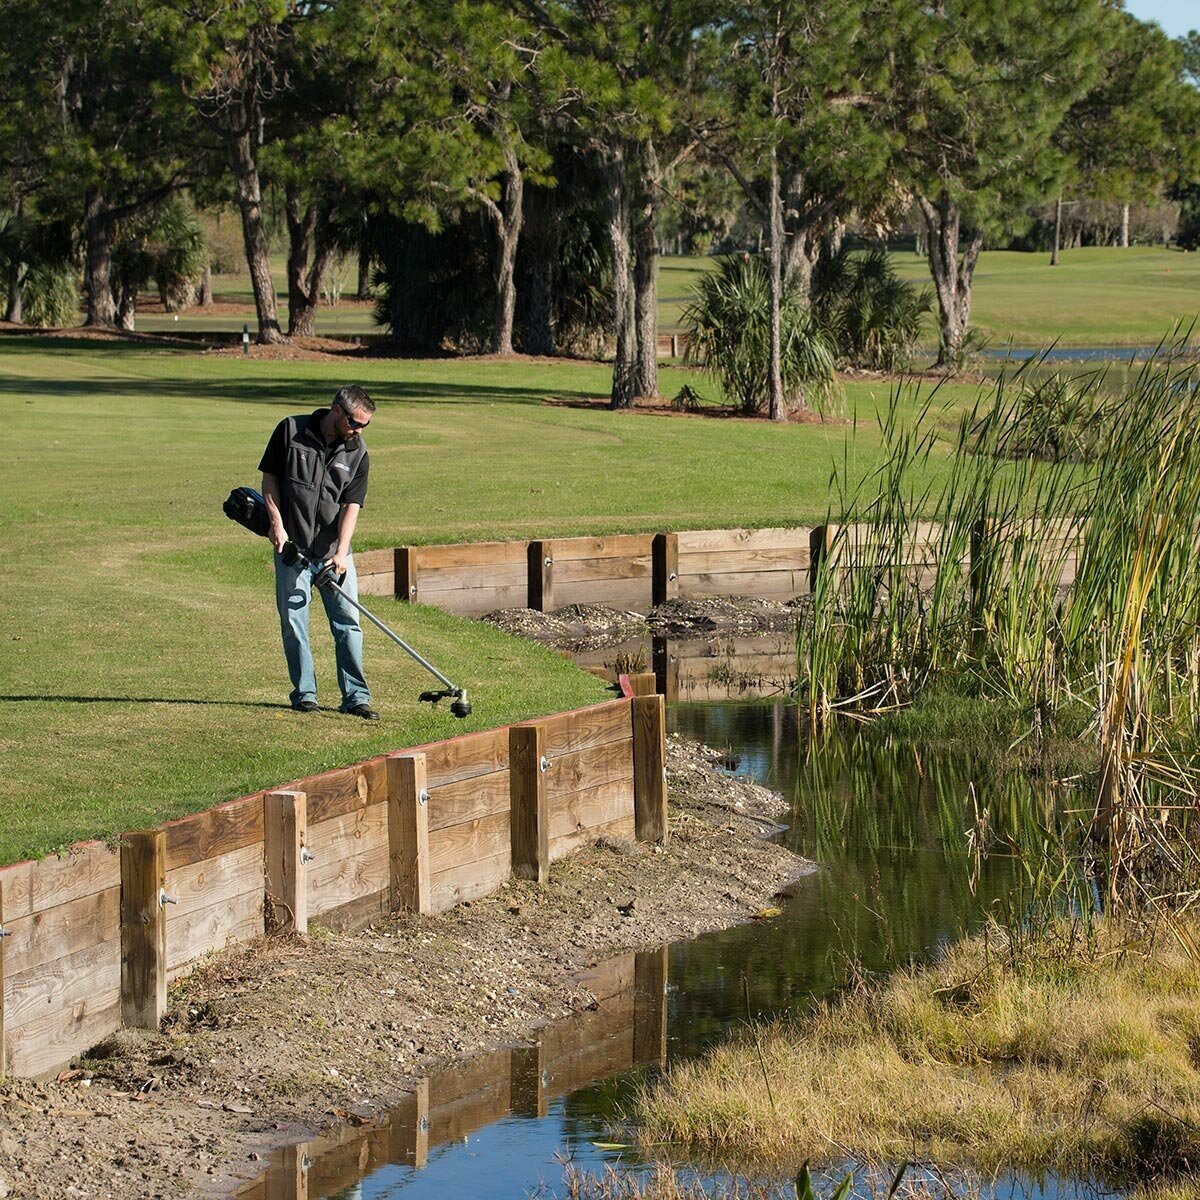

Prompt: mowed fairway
xmin=0 ymin=340 xmax=974 ymax=864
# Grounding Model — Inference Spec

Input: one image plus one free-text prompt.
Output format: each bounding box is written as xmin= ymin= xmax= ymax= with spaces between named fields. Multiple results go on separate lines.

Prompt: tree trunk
xmin=489 ymin=146 xmax=523 ymax=356
xmin=520 ymin=185 xmax=557 ymax=356
xmin=198 ymin=264 xmax=214 ymax=308
xmin=632 ymin=139 xmax=660 ymax=401
xmin=5 ymin=259 xmax=22 ymax=324
xmin=1120 ymin=202 xmax=1130 ymax=248
xmin=607 ymin=146 xmax=637 ymax=409
xmin=919 ymin=195 xmax=983 ymax=370
xmin=785 ymin=226 xmax=819 ymax=304
xmin=1051 ymin=196 xmax=1062 ymax=266
xmin=356 ymin=242 xmax=371 ymax=300
xmin=116 ymin=288 xmax=136 ymax=331
xmin=767 ymin=144 xmax=785 ymax=422
xmin=285 ymin=187 xmax=318 ymax=337
xmin=84 ymin=189 xmax=116 ymax=328
xmin=227 ymin=130 xmax=284 ymax=344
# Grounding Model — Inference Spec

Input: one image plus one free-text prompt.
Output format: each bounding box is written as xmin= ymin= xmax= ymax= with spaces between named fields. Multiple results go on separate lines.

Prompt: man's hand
xmin=327 ymin=550 xmax=350 ymax=577
xmin=269 ymin=523 xmax=288 ymax=554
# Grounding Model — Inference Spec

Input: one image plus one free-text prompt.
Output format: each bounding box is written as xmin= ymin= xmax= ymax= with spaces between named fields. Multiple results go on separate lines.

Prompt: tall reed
xmin=799 ymin=351 xmax=1200 ymax=911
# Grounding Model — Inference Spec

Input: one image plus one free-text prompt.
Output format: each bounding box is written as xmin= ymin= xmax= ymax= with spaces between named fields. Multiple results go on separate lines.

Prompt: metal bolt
xmin=419 ymin=1115 xmax=430 ymax=1133
xmin=300 ymin=846 xmax=315 ymax=865
xmin=0 ymin=925 xmax=10 ymax=938
xmin=669 ymin=572 xmax=677 ymax=581
xmin=159 ymin=889 xmax=178 ymax=908
xmin=544 ymin=557 xmax=552 ymax=568
xmin=539 ymin=756 xmax=550 ymax=773
xmin=409 ymin=585 xmax=417 ymax=595
xmin=418 ymin=790 xmax=429 ymax=806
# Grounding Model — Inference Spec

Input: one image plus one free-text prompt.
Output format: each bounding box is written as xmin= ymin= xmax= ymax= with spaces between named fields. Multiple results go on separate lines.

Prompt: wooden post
xmin=396 ymin=546 xmax=419 ymax=603
xmin=510 ymin=722 xmax=548 ymax=882
xmin=509 ymin=1043 xmax=548 ymax=1118
xmin=528 ymin=540 xmax=554 ymax=612
xmin=120 ymin=829 xmax=167 ymax=1030
xmin=265 ymin=790 xmax=309 ymax=935
xmin=0 ymin=879 xmax=5 ymax=1083
xmin=632 ymin=695 xmax=668 ymax=845
xmin=628 ymin=671 xmax=658 ymax=697
xmin=809 ymin=524 xmax=837 ymax=592
xmin=652 ymin=532 xmax=679 ymax=606
xmin=388 ymin=753 xmax=431 ymax=914
xmin=391 ymin=1078 xmax=430 ymax=1168
xmin=633 ymin=946 xmax=669 ymax=1068
xmin=651 ymin=636 xmax=677 ymax=703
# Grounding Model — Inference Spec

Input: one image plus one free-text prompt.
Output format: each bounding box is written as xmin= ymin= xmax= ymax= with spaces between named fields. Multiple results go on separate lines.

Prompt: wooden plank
xmin=310 ymin=888 xmax=389 ymax=934
xmin=545 ymin=738 xmax=634 ymax=798
xmin=677 ymin=568 xmax=809 ymax=599
xmin=428 ymin=810 xmax=510 ymax=877
xmin=549 ymin=814 xmax=636 ymax=862
xmin=388 ymin=754 xmax=431 ymax=915
xmin=548 ymin=775 xmax=635 ymax=847
xmin=509 ymin=723 xmax=548 ymax=882
xmin=121 ymin=830 xmax=166 ymax=1030
xmin=529 ymin=540 xmax=553 ymax=612
xmin=652 ymin=636 xmax=677 ymax=703
xmin=572 ymin=952 xmax=637 ymax=1005
xmin=633 ymin=695 xmax=668 ymax=845
xmin=429 ymin=850 xmax=510 ymax=914
xmin=6 ymin=986 xmax=121 ymax=1081
xmin=166 ymin=888 xmax=264 ymax=979
xmin=306 ymin=806 xmax=389 ymax=918
xmin=539 ymin=698 xmax=632 ymax=759
xmin=397 ymin=546 xmax=418 ymax=602
xmin=554 ymin=554 xmax=652 ymax=584
xmin=297 ymin=758 xmax=384 ymax=826
xmin=669 ymin=633 xmax=796 ymax=659
xmin=418 ymin=727 xmax=509 ymax=789
xmin=165 ymin=842 xmax=264 ymax=949
xmin=510 ymin=1043 xmax=548 ymax=1118
xmin=354 ymin=548 xmax=394 ymax=576
xmin=357 ymin=570 xmax=394 ymax=597
xmin=18 ymin=845 xmax=119 ymax=916
xmin=409 ymin=562 xmax=528 ymax=594
xmin=551 ymin=534 xmax=654 ymax=562
xmin=428 ymin=1047 xmax=511 ymax=1108
xmin=427 ymin=585 xmax=529 ymax=617
xmin=0 ymin=862 xmax=31 ymax=921
xmin=428 ymin=1070 xmax=511 ymax=1146
xmin=265 ymin=791 xmax=308 ymax=935
xmin=2 ymin=887 xmax=119 ymax=977
xmin=554 ymin=578 xmax=654 ymax=608
xmin=266 ymin=1142 xmax=311 ymax=1200
xmin=427 ymin=768 xmax=510 ymax=832
xmin=677 ymin=545 xmax=813 ymax=574
xmin=653 ymin=532 xmax=679 ymax=605
xmin=7 ymin=945 xmax=115 ymax=1047
xmin=164 ymin=794 xmax=264 ymax=872
xmin=409 ymin=541 xmax=528 ymax=571
xmin=677 ymin=527 xmax=815 ymax=553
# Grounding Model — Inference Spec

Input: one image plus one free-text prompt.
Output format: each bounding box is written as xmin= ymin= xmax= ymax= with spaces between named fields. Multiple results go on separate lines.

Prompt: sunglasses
xmin=339 ymin=404 xmax=369 ymax=430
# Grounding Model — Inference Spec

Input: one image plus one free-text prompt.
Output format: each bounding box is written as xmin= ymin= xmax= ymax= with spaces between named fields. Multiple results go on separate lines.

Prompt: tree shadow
xmin=0 ymin=694 xmax=289 ymax=710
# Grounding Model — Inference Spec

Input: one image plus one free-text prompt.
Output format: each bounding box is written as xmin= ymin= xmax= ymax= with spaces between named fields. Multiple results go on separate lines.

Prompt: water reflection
xmin=241 ymin=702 xmax=1108 ymax=1200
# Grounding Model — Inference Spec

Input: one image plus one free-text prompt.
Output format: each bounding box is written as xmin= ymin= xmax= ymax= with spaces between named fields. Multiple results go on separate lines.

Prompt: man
xmin=259 ymin=385 xmax=379 ymax=719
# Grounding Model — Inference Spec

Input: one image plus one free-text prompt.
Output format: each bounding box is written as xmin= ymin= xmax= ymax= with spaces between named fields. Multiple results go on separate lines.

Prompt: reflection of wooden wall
xmin=0 ymin=698 xmax=667 ymax=1081
xmin=237 ymin=946 xmax=670 ymax=1200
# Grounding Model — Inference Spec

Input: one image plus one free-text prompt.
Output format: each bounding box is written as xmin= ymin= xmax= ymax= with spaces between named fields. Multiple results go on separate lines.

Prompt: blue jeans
xmin=274 ymin=550 xmax=371 ymax=711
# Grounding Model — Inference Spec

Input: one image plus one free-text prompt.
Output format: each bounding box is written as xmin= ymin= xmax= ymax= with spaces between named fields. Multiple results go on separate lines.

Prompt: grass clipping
xmin=635 ymin=919 xmax=1200 ymax=1188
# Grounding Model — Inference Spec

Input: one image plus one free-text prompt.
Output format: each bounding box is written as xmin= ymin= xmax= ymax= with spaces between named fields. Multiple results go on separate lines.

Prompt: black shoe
xmin=344 ymin=703 xmax=379 ymax=721
xmin=292 ymin=700 xmax=320 ymax=713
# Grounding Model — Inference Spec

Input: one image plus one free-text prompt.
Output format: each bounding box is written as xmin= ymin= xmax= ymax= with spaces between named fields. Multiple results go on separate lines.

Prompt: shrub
xmin=682 ymin=254 xmax=837 ymax=415
xmin=812 ymin=248 xmax=932 ymax=371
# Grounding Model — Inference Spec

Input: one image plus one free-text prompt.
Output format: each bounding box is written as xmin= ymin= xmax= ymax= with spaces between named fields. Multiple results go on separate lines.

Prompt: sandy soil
xmin=0 ymin=737 xmax=807 ymax=1200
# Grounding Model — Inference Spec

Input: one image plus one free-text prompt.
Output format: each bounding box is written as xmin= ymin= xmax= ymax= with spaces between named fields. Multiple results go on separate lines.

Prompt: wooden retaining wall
xmin=361 ymin=518 xmax=1083 ymax=617
xmin=0 ymin=696 xmax=667 ymax=1081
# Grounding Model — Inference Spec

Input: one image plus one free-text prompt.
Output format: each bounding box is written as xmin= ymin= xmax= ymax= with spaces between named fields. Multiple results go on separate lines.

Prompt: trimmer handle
xmin=281 ymin=542 xmax=343 ymax=588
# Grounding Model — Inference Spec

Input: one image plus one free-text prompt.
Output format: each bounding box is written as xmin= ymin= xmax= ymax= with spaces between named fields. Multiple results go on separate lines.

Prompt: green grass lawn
xmin=0 ymin=340 xmax=978 ymax=865
xmin=132 ymin=246 xmax=1200 ymax=351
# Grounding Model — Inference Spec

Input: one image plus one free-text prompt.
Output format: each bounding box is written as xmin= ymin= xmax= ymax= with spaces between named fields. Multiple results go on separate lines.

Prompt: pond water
xmin=240 ymin=699 xmax=1111 ymax=1200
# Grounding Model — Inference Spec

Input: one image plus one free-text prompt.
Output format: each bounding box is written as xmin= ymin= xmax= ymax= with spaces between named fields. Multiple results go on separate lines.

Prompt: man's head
xmin=332 ymin=384 xmax=376 ymax=439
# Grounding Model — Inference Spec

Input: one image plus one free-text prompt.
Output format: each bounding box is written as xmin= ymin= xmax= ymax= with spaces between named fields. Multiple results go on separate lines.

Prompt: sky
xmin=1123 ymin=0 xmax=1197 ymax=38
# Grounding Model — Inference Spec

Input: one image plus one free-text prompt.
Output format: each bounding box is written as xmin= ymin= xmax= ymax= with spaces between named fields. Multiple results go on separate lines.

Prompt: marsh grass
xmin=799 ymin=347 xmax=1200 ymax=914
xmin=634 ymin=917 xmax=1200 ymax=1189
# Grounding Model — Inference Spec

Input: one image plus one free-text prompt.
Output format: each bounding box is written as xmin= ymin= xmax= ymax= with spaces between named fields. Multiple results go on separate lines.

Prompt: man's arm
xmin=327 ymin=503 xmax=361 ymax=575
xmin=261 ymin=472 xmax=288 ymax=553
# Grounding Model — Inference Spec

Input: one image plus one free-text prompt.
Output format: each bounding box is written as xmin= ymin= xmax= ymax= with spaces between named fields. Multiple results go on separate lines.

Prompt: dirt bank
xmin=0 ymin=737 xmax=807 ymax=1200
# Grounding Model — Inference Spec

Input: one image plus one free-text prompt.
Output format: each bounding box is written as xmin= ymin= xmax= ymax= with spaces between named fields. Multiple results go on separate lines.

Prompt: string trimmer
xmin=223 ymin=487 xmax=472 ymax=718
